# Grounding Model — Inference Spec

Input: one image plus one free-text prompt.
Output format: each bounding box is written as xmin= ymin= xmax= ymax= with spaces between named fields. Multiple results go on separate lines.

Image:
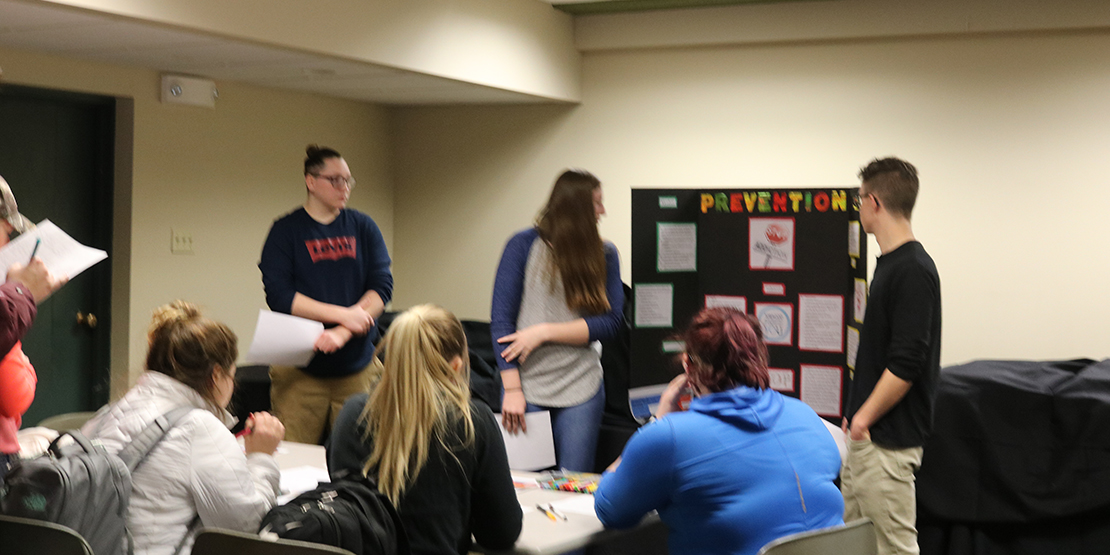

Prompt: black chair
xmin=192 ymin=528 xmax=355 ymax=555
xmin=0 ymin=515 xmax=94 ymax=555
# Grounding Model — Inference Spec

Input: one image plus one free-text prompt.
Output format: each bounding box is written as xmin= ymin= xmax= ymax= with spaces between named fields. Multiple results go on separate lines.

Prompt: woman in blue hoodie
xmin=594 ymin=307 xmax=844 ymax=555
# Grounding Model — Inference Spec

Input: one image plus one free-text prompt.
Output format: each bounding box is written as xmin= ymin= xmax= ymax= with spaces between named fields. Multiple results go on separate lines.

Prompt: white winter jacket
xmin=83 ymin=371 xmax=280 ymax=555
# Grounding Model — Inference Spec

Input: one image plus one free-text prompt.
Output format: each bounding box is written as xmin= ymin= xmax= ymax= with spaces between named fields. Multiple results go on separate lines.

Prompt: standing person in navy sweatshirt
xmin=491 ymin=169 xmax=623 ymax=472
xmin=259 ymin=145 xmax=393 ymax=444
xmin=842 ymin=157 xmax=942 ymax=555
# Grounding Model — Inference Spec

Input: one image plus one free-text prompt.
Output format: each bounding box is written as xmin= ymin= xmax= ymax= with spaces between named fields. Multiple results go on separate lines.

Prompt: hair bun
xmin=306 ymin=144 xmax=323 ymax=157
xmin=149 ymin=300 xmax=200 ymax=333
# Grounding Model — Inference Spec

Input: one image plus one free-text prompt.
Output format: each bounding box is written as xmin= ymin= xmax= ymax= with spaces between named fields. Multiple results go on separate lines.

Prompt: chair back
xmin=192 ymin=528 xmax=356 ymax=555
xmin=0 ymin=515 xmax=94 ymax=555
xmin=757 ymin=518 xmax=876 ymax=555
xmin=36 ymin=411 xmax=98 ymax=432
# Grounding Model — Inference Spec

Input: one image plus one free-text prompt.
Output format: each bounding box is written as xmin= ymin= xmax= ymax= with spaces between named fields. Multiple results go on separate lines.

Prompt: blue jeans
xmin=527 ymin=383 xmax=606 ymax=472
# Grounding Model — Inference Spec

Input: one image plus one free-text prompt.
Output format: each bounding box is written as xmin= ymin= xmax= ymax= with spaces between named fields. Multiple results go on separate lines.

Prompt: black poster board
xmin=631 ymin=188 xmax=866 ymax=419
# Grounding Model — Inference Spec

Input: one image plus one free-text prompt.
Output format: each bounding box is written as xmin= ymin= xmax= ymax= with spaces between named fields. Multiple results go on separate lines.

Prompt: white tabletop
xmin=268 ymin=442 xmax=653 ymax=555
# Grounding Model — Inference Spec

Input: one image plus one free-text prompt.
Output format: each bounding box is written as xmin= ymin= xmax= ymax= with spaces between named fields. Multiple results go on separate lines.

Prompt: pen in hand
xmin=28 ymin=238 xmax=40 ymax=263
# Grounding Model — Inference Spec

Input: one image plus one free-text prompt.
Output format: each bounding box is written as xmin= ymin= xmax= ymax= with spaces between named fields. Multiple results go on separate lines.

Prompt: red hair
xmin=681 ymin=307 xmax=770 ymax=392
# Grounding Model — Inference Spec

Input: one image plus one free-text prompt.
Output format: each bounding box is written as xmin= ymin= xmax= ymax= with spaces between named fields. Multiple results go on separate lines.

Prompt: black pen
xmin=28 ymin=238 xmax=40 ymax=263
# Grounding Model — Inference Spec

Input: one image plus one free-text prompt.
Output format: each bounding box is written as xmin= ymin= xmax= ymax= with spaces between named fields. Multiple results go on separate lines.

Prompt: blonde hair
xmin=360 ymin=304 xmax=474 ymax=505
xmin=146 ymin=300 xmax=237 ymax=409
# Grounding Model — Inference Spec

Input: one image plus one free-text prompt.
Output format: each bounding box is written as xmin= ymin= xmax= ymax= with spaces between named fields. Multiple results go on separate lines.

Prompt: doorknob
xmin=76 ymin=311 xmax=98 ymax=329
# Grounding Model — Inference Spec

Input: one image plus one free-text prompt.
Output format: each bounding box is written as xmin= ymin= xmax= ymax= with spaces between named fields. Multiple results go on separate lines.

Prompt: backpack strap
xmin=117 ymin=407 xmax=195 ymax=473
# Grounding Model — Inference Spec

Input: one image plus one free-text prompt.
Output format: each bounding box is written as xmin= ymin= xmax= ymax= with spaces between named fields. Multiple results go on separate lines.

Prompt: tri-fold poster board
xmin=631 ymin=188 xmax=865 ymax=420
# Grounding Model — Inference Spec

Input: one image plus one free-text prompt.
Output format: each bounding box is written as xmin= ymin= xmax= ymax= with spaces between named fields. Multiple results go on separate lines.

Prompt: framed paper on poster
xmin=749 ymin=218 xmax=795 ymax=271
xmin=755 ymin=302 xmax=793 ymax=346
xmin=798 ymin=294 xmax=844 ymax=353
xmin=705 ymin=294 xmax=746 ymax=312
xmin=769 ymin=367 xmax=795 ymax=393
xmin=800 ymin=364 xmax=843 ymax=418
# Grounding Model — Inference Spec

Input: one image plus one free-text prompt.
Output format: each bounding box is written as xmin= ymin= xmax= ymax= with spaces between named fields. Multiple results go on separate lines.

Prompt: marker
xmin=28 ymin=238 xmax=40 ymax=263
xmin=536 ymin=504 xmax=557 ymax=521
xmin=547 ymin=503 xmax=568 ymax=521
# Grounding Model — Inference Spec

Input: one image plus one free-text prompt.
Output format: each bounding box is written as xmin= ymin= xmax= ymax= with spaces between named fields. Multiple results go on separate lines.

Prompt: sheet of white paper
xmin=550 ymin=494 xmax=599 ymax=517
xmin=656 ymin=223 xmax=697 ymax=272
xmin=245 ymin=309 xmax=325 ymax=366
xmin=854 ymin=278 xmax=867 ymax=324
xmin=496 ymin=411 xmax=556 ymax=471
xmin=848 ymin=221 xmax=861 ymax=258
xmin=749 ymin=218 xmax=794 ymax=270
xmin=0 ymin=220 xmax=107 ymax=282
xmin=768 ymin=368 xmax=795 ymax=392
xmin=705 ymin=295 xmax=746 ymax=312
xmin=847 ymin=326 xmax=860 ymax=371
xmin=278 ymin=465 xmax=331 ymax=505
xmin=756 ymin=303 xmax=793 ymax=346
xmin=798 ymin=294 xmax=843 ymax=352
xmin=800 ymin=365 xmax=842 ymax=418
xmin=635 ymin=283 xmax=673 ymax=328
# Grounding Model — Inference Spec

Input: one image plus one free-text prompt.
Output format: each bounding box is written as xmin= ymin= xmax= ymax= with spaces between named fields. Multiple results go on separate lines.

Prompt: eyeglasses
xmin=312 ymin=173 xmax=356 ymax=190
xmin=853 ymin=190 xmax=878 ymax=209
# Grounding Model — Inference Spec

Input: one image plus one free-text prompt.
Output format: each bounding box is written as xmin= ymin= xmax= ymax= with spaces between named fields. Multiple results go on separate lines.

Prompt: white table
xmin=270 ymin=442 xmax=657 ymax=555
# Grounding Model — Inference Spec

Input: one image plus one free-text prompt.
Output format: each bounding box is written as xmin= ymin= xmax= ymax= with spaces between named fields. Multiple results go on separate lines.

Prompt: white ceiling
xmin=0 ymin=0 xmax=547 ymax=105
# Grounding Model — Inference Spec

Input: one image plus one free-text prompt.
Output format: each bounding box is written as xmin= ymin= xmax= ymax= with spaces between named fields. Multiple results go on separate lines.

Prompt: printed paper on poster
xmin=635 ymin=283 xmax=674 ymax=328
xmin=769 ymin=368 xmax=795 ymax=393
xmin=847 ymin=326 xmax=860 ymax=371
xmin=705 ymin=295 xmax=746 ymax=313
xmin=798 ymin=294 xmax=844 ymax=352
xmin=657 ymin=222 xmax=697 ymax=272
xmin=854 ymin=278 xmax=867 ymax=324
xmin=749 ymin=218 xmax=794 ymax=271
xmin=849 ymin=221 xmax=861 ymax=258
xmin=800 ymin=365 xmax=842 ymax=418
xmin=756 ymin=303 xmax=793 ymax=346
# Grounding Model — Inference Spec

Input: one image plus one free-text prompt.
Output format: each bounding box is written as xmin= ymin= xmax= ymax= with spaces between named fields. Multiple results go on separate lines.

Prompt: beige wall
xmin=0 ymin=45 xmax=393 ymax=396
xmin=391 ymin=29 xmax=1110 ymax=367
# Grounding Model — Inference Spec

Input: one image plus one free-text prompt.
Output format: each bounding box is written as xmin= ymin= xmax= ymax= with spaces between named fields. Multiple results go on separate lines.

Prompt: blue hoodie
xmin=594 ymin=386 xmax=844 ymax=555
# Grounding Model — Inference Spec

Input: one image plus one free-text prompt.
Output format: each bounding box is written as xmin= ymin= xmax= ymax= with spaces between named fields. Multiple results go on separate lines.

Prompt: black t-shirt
xmin=326 ymin=393 xmax=523 ymax=554
xmin=846 ymin=241 xmax=942 ymax=448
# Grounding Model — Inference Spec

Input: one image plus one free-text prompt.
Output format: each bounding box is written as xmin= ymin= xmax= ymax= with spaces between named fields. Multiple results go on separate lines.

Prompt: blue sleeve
xmin=594 ymin=419 xmax=676 ymax=529
xmin=490 ymin=230 xmax=535 ymax=372
xmin=584 ymin=242 xmax=624 ymax=342
xmin=258 ymin=220 xmax=297 ymax=314
xmin=360 ymin=215 xmax=394 ymax=305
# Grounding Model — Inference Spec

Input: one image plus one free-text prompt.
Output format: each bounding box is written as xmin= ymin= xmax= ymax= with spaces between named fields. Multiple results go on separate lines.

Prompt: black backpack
xmin=0 ymin=407 xmax=193 ymax=555
xmin=259 ymin=474 xmax=409 ymax=555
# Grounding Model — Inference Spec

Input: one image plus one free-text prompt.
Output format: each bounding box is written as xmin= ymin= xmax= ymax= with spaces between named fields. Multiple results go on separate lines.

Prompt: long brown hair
xmin=146 ymin=300 xmax=238 ymax=409
xmin=536 ymin=169 xmax=609 ymax=314
xmin=360 ymin=305 xmax=473 ymax=505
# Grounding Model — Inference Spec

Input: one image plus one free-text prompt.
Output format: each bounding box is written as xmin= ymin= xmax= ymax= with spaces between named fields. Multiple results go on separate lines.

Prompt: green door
xmin=0 ymin=84 xmax=114 ymax=425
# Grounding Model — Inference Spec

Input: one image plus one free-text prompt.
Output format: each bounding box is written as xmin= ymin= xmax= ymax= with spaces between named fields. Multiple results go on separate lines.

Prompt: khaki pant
xmin=270 ymin=363 xmax=376 ymax=444
xmin=842 ymin=437 xmax=924 ymax=555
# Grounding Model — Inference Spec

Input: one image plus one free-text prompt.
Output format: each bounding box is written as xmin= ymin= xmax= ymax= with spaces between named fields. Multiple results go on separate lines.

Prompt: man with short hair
xmin=259 ymin=146 xmax=393 ymax=444
xmin=842 ymin=157 xmax=942 ymax=555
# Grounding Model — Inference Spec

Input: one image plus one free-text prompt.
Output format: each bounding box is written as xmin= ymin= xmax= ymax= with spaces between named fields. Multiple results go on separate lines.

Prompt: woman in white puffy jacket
xmin=83 ymin=301 xmax=285 ymax=555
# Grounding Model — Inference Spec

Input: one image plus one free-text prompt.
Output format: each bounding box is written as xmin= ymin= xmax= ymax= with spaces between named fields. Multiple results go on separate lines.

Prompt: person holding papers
xmin=0 ymin=175 xmax=65 ymax=485
xmin=491 ymin=169 xmax=623 ymax=472
xmin=84 ymin=301 xmax=284 ymax=555
xmin=259 ymin=145 xmax=393 ymax=444
xmin=328 ymin=305 xmax=522 ymax=555
xmin=594 ymin=307 xmax=844 ymax=555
